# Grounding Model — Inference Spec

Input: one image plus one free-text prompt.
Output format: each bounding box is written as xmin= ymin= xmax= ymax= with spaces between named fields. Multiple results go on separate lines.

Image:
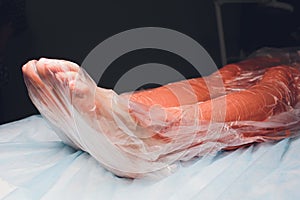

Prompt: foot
xmin=23 ymin=58 xmax=100 ymax=116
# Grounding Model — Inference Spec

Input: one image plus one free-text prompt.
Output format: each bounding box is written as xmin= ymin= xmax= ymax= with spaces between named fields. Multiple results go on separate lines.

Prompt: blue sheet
xmin=1 ymin=115 xmax=300 ymax=199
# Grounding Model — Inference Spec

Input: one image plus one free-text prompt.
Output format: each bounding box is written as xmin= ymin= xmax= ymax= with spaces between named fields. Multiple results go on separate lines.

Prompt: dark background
xmin=0 ymin=0 xmax=299 ymax=124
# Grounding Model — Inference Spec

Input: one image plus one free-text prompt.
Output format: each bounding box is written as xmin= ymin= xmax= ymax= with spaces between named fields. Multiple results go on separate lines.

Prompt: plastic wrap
xmin=22 ymin=48 xmax=300 ymax=178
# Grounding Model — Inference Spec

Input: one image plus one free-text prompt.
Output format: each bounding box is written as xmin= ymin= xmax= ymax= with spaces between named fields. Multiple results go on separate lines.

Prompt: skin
xmin=126 ymin=56 xmax=288 ymax=108
xmin=197 ymin=66 xmax=300 ymax=121
xmin=22 ymin=58 xmax=300 ymax=178
xmin=22 ymin=58 xmax=300 ymax=130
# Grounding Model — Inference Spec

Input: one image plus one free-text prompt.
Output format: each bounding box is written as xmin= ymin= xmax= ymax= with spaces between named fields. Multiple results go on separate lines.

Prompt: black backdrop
xmin=0 ymin=0 xmax=299 ymax=124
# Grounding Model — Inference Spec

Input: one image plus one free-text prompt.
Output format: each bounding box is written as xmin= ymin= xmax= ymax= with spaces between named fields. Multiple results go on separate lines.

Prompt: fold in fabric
xmin=1 ymin=116 xmax=300 ymax=199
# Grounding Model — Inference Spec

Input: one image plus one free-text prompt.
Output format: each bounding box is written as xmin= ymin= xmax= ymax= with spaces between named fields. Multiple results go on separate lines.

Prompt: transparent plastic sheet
xmin=248 ymin=47 xmax=300 ymax=64
xmin=22 ymin=47 xmax=300 ymax=178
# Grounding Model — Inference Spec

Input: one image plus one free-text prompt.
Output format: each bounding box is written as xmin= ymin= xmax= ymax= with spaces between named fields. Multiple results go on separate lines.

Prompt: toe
xmin=36 ymin=58 xmax=80 ymax=84
xmin=22 ymin=60 xmax=45 ymax=87
xmin=55 ymin=71 xmax=78 ymax=84
xmin=38 ymin=58 xmax=79 ymax=73
xmin=36 ymin=58 xmax=55 ymax=81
